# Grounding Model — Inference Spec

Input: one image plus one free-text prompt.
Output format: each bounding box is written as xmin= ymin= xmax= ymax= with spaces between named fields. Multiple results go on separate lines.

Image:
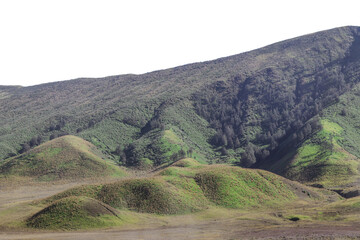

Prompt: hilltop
xmin=0 ymin=135 xmax=126 ymax=181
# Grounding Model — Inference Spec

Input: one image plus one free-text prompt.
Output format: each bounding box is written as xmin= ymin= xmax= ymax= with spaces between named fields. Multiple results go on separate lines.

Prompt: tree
xmin=220 ymin=147 xmax=228 ymax=156
xmin=269 ymin=137 xmax=278 ymax=150
xmin=37 ymin=136 xmax=42 ymax=145
xmin=115 ymin=145 xmax=123 ymax=155
xmin=234 ymin=137 xmax=241 ymax=148
xmin=119 ymin=152 xmax=127 ymax=165
xmin=240 ymin=145 xmax=256 ymax=167
xmin=178 ymin=149 xmax=186 ymax=159
xmin=29 ymin=137 xmax=39 ymax=147
xmin=187 ymin=148 xmax=194 ymax=157
xmin=20 ymin=143 xmax=30 ymax=153
xmin=50 ymin=133 xmax=58 ymax=140
xmin=170 ymin=152 xmax=178 ymax=162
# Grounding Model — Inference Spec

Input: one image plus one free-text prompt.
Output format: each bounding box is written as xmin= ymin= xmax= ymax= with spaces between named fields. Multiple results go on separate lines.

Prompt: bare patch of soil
xmin=1 ymin=221 xmax=359 ymax=240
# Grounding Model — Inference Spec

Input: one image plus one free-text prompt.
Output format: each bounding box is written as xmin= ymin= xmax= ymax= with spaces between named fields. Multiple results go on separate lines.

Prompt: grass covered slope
xmin=32 ymin=161 xmax=323 ymax=230
xmin=27 ymin=196 xmax=123 ymax=229
xmin=259 ymin=85 xmax=360 ymax=196
xmin=194 ymin=166 xmax=298 ymax=208
xmin=0 ymin=135 xmax=126 ymax=181
xmin=98 ymin=177 xmax=208 ymax=214
xmin=269 ymin=85 xmax=360 ymax=191
xmin=284 ymin=119 xmax=359 ymax=188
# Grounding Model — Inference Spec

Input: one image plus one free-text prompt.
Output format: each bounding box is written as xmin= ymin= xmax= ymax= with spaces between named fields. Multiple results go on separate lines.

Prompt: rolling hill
xmin=0 ymin=135 xmax=126 ymax=181
xmin=26 ymin=162 xmax=332 ymax=229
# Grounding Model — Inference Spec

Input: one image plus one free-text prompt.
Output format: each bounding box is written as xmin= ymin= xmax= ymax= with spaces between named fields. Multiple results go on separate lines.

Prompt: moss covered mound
xmin=98 ymin=177 xmax=208 ymax=214
xmin=27 ymin=196 xmax=122 ymax=229
xmin=194 ymin=165 xmax=297 ymax=208
xmin=0 ymin=135 xmax=126 ymax=181
xmin=39 ymin=164 xmax=325 ymax=223
xmin=170 ymin=158 xmax=201 ymax=168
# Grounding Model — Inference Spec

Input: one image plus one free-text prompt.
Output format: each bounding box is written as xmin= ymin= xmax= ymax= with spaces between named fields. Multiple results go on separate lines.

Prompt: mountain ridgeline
xmin=1 ymin=26 xmax=360 ymax=188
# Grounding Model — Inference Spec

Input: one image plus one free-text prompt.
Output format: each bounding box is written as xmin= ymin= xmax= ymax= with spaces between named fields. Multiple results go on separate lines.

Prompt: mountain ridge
xmin=1 ymin=26 xmax=358 ymax=90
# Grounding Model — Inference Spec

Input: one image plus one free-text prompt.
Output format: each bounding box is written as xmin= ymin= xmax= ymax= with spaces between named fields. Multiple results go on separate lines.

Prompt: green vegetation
xmin=35 ymin=163 xmax=318 ymax=221
xmin=284 ymin=118 xmax=359 ymax=188
xmin=1 ymin=26 xmax=360 ymax=173
xmin=2 ymin=27 xmax=360 ymax=233
xmin=0 ymin=135 xmax=127 ymax=181
xmin=27 ymin=196 xmax=124 ymax=229
xmin=98 ymin=177 xmax=208 ymax=214
xmin=170 ymin=158 xmax=202 ymax=168
xmin=194 ymin=166 xmax=296 ymax=208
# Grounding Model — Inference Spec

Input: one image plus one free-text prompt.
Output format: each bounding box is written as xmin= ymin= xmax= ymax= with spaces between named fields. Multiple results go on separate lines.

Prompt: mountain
xmin=1 ymin=26 xmax=360 ymax=191
xmin=0 ymin=135 xmax=126 ymax=181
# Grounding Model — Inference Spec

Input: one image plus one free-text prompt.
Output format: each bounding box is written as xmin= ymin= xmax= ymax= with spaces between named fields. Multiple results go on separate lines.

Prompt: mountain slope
xmin=0 ymin=135 xmax=126 ymax=181
xmin=1 ymin=26 xmax=360 ymax=174
xmin=259 ymin=85 xmax=360 ymax=195
xmin=261 ymin=118 xmax=359 ymax=187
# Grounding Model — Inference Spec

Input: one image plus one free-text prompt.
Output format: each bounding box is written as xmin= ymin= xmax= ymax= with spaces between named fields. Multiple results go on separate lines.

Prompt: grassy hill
xmin=25 ymin=161 xmax=336 ymax=230
xmin=27 ymin=196 xmax=123 ymax=229
xmin=42 ymin=162 xmax=321 ymax=213
xmin=0 ymin=135 xmax=127 ymax=181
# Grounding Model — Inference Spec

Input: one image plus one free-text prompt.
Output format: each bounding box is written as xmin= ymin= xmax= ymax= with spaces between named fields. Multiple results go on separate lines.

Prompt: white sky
xmin=0 ymin=0 xmax=359 ymax=87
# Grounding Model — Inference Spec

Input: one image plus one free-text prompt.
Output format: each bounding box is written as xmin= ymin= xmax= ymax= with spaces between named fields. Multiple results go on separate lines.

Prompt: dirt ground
xmin=1 ymin=223 xmax=360 ymax=240
xmin=0 ymin=181 xmax=359 ymax=240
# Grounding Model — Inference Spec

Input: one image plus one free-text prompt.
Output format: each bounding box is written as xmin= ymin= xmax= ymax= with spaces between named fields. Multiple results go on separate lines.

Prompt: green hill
xmin=38 ymin=163 xmax=323 ymax=217
xmin=0 ymin=135 xmax=126 ymax=181
xmin=27 ymin=196 xmax=123 ymax=229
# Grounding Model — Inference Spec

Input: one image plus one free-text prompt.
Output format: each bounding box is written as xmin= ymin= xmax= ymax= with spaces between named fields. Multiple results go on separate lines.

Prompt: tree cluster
xmin=194 ymin=65 xmax=350 ymax=166
xmin=20 ymin=135 xmax=43 ymax=153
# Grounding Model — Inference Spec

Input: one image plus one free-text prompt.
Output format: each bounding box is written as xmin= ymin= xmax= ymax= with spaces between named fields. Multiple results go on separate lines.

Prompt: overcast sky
xmin=0 ymin=0 xmax=359 ymax=86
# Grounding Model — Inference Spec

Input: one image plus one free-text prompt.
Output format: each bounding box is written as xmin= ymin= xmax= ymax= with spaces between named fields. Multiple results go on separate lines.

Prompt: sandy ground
xmin=1 ymin=223 xmax=360 ymax=240
xmin=0 ymin=182 xmax=83 ymax=209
